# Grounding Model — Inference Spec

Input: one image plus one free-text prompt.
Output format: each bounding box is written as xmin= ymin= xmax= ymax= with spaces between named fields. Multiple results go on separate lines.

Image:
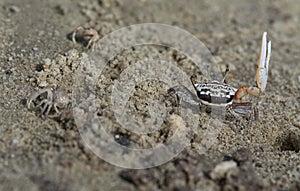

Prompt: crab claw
xmin=256 ymin=32 xmax=271 ymax=92
xmin=234 ymin=32 xmax=271 ymax=100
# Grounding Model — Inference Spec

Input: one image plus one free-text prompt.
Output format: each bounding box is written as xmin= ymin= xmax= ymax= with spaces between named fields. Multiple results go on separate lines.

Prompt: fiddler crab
xmin=167 ymin=32 xmax=271 ymax=126
xmin=27 ymin=84 xmax=70 ymax=117
xmin=71 ymin=26 xmax=100 ymax=50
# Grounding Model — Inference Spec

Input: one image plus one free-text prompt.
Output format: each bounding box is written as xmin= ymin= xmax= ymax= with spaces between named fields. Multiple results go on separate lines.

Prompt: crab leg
xmin=166 ymin=84 xmax=202 ymax=106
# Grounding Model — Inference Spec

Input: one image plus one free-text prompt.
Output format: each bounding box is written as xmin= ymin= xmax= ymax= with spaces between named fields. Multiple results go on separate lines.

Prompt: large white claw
xmin=256 ymin=32 xmax=271 ymax=92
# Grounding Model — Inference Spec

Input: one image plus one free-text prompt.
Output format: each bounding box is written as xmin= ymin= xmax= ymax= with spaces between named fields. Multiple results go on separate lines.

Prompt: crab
xmin=71 ymin=26 xmax=100 ymax=50
xmin=167 ymin=32 xmax=272 ymax=125
xmin=27 ymin=84 xmax=70 ymax=117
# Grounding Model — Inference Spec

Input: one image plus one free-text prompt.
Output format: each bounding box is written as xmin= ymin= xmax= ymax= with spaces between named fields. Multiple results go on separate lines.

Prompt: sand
xmin=0 ymin=0 xmax=299 ymax=190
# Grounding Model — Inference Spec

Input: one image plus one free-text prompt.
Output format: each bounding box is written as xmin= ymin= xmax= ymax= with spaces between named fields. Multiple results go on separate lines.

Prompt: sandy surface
xmin=0 ymin=0 xmax=299 ymax=190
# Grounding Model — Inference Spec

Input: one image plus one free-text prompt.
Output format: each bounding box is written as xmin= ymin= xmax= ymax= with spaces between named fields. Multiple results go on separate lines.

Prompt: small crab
xmin=168 ymin=32 xmax=272 ymax=125
xmin=27 ymin=84 xmax=70 ymax=117
xmin=71 ymin=26 xmax=100 ymax=50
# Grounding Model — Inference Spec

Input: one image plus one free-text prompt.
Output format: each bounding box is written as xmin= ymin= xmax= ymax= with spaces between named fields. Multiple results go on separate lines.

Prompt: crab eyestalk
xmin=234 ymin=32 xmax=271 ymax=100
